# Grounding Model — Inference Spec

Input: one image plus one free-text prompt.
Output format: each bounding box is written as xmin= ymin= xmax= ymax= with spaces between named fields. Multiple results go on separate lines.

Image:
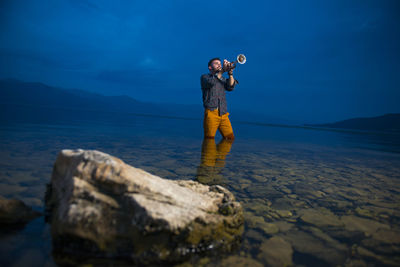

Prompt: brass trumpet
xmin=234 ymin=54 xmax=246 ymax=65
xmin=223 ymin=54 xmax=246 ymax=72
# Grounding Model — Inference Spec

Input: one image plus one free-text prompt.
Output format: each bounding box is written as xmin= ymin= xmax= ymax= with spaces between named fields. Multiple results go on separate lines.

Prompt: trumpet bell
xmin=237 ymin=54 xmax=246 ymax=64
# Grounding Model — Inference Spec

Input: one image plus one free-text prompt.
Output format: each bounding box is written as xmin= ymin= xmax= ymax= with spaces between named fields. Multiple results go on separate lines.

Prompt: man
xmin=200 ymin=58 xmax=238 ymax=140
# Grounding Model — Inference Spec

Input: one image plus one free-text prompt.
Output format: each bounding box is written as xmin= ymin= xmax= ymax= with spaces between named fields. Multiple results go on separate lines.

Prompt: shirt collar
xmin=212 ymin=73 xmax=225 ymax=81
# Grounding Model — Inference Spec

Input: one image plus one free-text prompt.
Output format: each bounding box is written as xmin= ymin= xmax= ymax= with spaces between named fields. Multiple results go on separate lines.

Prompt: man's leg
xmin=200 ymin=138 xmax=217 ymax=167
xmin=215 ymin=138 xmax=233 ymax=168
xmin=196 ymin=138 xmax=221 ymax=185
xmin=203 ymin=109 xmax=220 ymax=139
xmin=219 ymin=113 xmax=235 ymax=140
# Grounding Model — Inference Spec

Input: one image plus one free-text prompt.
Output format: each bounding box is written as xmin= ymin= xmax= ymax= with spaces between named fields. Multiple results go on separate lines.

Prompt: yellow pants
xmin=203 ymin=109 xmax=234 ymax=139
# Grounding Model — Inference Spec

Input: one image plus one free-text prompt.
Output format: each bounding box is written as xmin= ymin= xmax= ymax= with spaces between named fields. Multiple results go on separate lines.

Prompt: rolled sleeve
xmin=225 ymin=79 xmax=238 ymax=91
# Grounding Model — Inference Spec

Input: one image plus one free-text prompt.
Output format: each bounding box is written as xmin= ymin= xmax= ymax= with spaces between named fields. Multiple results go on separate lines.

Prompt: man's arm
xmin=228 ymin=70 xmax=235 ymax=87
xmin=225 ymin=70 xmax=238 ymax=91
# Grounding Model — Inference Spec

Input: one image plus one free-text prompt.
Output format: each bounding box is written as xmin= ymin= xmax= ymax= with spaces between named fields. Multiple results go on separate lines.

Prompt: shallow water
xmin=0 ymin=114 xmax=400 ymax=266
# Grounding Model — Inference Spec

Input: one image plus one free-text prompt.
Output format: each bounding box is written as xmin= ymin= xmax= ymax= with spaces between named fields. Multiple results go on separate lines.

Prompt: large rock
xmin=45 ymin=149 xmax=243 ymax=264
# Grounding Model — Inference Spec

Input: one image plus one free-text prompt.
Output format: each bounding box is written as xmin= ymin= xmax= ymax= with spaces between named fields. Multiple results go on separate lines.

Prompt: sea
xmin=0 ymin=109 xmax=399 ymax=266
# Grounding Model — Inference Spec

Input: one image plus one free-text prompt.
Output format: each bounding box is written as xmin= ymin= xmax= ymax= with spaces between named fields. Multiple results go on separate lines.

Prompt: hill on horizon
xmin=0 ymin=79 xmax=293 ymax=125
xmin=306 ymin=113 xmax=400 ymax=133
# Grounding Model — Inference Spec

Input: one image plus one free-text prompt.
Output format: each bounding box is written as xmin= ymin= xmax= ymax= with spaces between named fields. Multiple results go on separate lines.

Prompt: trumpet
xmin=223 ymin=54 xmax=246 ymax=72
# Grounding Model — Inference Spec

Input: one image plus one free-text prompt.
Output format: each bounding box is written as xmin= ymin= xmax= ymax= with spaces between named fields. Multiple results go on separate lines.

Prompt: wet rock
xmin=271 ymin=197 xmax=295 ymax=210
xmin=355 ymin=207 xmax=374 ymax=218
xmin=311 ymin=190 xmax=326 ymax=198
xmin=276 ymin=209 xmax=293 ymax=218
xmin=246 ymin=214 xmax=279 ymax=235
xmin=261 ymin=223 xmax=279 ymax=235
xmin=284 ymin=229 xmax=346 ymax=265
xmin=0 ymin=197 xmax=41 ymax=225
xmin=174 ymin=257 xmax=211 ymax=267
xmin=341 ymin=215 xmax=389 ymax=236
xmin=298 ymin=209 xmax=343 ymax=227
xmin=257 ymin=236 xmax=293 ymax=267
xmin=238 ymin=178 xmax=251 ymax=185
xmin=361 ymin=237 xmax=400 ymax=255
xmin=245 ymin=186 xmax=282 ymax=199
xmin=280 ymin=187 xmax=292 ymax=194
xmin=244 ymin=201 xmax=271 ymax=215
xmin=245 ymin=229 xmax=266 ymax=242
xmin=273 ymin=221 xmax=295 ymax=232
xmin=252 ymin=175 xmax=267 ymax=183
xmin=354 ymin=246 xmax=400 ymax=266
xmin=372 ymin=229 xmax=400 ymax=244
xmin=220 ymin=255 xmax=264 ymax=267
xmin=367 ymin=205 xmax=397 ymax=218
xmin=45 ymin=149 xmax=244 ymax=264
xmin=305 ymin=226 xmax=347 ymax=252
xmin=344 ymin=259 xmax=367 ymax=267
xmin=378 ymin=213 xmax=390 ymax=219
xmin=328 ymin=229 xmax=365 ymax=244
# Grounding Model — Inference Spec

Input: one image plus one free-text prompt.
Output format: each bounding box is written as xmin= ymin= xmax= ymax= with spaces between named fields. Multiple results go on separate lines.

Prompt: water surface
xmin=0 ymin=114 xmax=399 ymax=266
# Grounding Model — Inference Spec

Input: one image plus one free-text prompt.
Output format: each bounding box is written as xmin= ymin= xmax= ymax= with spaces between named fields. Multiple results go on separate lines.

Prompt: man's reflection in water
xmin=196 ymin=138 xmax=233 ymax=185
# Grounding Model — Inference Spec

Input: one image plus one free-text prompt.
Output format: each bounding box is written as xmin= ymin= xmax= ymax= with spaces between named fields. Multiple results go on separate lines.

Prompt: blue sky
xmin=1 ymin=0 xmax=399 ymax=123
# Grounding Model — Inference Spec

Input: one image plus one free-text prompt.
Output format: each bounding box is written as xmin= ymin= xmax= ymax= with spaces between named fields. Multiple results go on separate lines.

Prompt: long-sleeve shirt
xmin=200 ymin=73 xmax=238 ymax=116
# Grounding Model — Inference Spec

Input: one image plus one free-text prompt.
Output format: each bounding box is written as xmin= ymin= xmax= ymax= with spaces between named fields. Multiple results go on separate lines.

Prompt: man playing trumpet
xmin=200 ymin=58 xmax=238 ymax=140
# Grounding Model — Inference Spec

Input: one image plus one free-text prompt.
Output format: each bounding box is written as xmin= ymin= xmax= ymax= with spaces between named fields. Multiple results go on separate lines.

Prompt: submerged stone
xmin=355 ymin=207 xmax=374 ymax=218
xmin=341 ymin=215 xmax=389 ymax=236
xmin=273 ymin=221 xmax=295 ymax=232
xmin=219 ymin=255 xmax=264 ymax=267
xmin=298 ymin=209 xmax=343 ymax=227
xmin=45 ymin=149 xmax=244 ymax=265
xmin=0 ymin=197 xmax=41 ymax=225
xmin=245 ymin=229 xmax=266 ymax=242
xmin=372 ymin=229 xmax=400 ymax=244
xmin=354 ymin=246 xmax=400 ymax=266
xmin=275 ymin=209 xmax=293 ymax=218
xmin=284 ymin=229 xmax=346 ymax=265
xmin=257 ymin=236 xmax=293 ymax=267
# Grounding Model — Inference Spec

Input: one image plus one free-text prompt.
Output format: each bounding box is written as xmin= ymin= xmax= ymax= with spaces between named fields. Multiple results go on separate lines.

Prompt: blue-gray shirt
xmin=200 ymin=73 xmax=238 ymax=116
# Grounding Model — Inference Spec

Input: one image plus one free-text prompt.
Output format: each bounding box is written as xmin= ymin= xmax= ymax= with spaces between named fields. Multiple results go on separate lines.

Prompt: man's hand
xmin=223 ymin=59 xmax=235 ymax=73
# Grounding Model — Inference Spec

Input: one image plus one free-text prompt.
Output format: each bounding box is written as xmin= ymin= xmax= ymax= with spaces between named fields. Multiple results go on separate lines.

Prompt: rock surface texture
xmin=45 ymin=149 xmax=243 ymax=264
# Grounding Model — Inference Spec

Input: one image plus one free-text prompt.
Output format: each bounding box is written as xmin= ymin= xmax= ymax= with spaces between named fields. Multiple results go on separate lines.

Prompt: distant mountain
xmin=0 ymin=79 xmax=290 ymax=125
xmin=306 ymin=114 xmax=400 ymax=133
xmin=0 ymin=78 xmax=199 ymax=115
xmin=0 ymin=79 xmax=206 ymax=120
